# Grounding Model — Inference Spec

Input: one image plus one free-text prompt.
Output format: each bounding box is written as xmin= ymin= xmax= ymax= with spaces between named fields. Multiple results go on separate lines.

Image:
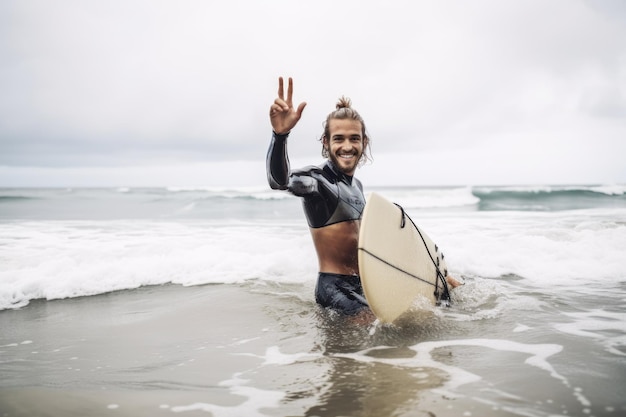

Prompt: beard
xmin=328 ymin=148 xmax=361 ymax=175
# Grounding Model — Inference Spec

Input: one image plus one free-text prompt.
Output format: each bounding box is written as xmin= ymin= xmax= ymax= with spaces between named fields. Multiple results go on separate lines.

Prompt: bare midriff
xmin=310 ymin=220 xmax=360 ymax=276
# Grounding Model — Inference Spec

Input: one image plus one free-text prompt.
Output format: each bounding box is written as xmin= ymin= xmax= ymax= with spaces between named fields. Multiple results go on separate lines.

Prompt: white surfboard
xmin=358 ymin=192 xmax=450 ymax=323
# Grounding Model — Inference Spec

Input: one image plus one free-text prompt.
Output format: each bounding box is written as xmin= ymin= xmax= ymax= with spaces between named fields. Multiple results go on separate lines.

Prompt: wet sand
xmin=1 ymin=282 xmax=624 ymax=417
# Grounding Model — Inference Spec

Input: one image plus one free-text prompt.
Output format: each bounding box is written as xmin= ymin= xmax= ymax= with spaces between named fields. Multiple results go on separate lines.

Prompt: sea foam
xmin=1 ymin=185 xmax=625 ymax=310
xmin=1 ymin=206 xmax=625 ymax=310
xmin=0 ymin=220 xmax=316 ymax=310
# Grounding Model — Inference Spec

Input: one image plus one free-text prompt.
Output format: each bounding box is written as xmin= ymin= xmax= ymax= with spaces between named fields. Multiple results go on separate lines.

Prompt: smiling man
xmin=266 ymin=78 xmax=461 ymax=318
xmin=266 ymin=77 xmax=372 ymax=317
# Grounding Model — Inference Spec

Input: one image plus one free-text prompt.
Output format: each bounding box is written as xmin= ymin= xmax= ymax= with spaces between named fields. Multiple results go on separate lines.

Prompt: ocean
xmin=1 ymin=184 xmax=625 ymax=416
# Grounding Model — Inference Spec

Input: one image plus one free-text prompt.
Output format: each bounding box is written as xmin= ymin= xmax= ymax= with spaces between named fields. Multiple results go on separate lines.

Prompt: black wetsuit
xmin=267 ymin=132 xmax=369 ymax=315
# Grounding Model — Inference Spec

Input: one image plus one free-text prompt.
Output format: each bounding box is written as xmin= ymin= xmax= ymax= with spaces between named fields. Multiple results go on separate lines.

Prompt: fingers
xmin=287 ymin=77 xmax=293 ymax=106
xmin=296 ymin=101 xmax=307 ymax=117
xmin=277 ymin=76 xmax=284 ymax=100
xmin=269 ymin=102 xmax=283 ymax=116
xmin=273 ymin=76 xmax=303 ymax=114
xmin=273 ymin=98 xmax=289 ymax=112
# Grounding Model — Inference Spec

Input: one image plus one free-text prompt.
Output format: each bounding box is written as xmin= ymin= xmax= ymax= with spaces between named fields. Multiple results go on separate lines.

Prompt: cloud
xmin=0 ymin=0 xmax=625 ymax=186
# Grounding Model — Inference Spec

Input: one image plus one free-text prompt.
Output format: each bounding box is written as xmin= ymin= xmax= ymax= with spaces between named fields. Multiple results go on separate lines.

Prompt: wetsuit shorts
xmin=315 ymin=273 xmax=370 ymax=316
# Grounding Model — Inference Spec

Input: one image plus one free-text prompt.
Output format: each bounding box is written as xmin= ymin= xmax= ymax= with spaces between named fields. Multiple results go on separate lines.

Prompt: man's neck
xmin=325 ymin=160 xmax=354 ymax=184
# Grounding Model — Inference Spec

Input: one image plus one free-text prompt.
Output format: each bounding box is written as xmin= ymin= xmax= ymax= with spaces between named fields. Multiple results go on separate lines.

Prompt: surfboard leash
xmin=357 ymin=247 xmax=436 ymax=287
xmin=394 ymin=203 xmax=452 ymax=305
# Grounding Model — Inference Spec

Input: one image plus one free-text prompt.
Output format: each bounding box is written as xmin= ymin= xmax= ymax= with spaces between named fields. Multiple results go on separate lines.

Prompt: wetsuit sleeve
xmin=266 ymin=132 xmax=319 ymax=196
xmin=266 ymin=132 xmax=290 ymax=190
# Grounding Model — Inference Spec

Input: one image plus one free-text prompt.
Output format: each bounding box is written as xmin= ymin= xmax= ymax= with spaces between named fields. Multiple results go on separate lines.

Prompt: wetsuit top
xmin=266 ymin=132 xmax=365 ymax=228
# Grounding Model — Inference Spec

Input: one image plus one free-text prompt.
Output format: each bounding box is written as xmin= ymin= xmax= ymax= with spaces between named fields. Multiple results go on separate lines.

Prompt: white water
xmin=1 ymin=205 xmax=624 ymax=310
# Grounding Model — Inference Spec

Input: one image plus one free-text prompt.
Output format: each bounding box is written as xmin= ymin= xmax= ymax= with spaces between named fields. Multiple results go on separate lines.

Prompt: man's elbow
xmin=267 ymin=175 xmax=288 ymax=191
xmin=269 ymin=183 xmax=288 ymax=191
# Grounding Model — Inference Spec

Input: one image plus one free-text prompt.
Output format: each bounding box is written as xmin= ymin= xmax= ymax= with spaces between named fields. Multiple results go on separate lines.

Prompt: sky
xmin=1 ymin=0 xmax=625 ymax=187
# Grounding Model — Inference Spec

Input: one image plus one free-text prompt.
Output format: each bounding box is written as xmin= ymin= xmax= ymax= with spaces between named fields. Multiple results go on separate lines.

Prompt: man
xmin=266 ymin=77 xmax=459 ymax=317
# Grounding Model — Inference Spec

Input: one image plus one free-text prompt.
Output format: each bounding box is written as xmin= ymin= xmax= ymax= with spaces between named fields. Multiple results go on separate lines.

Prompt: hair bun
xmin=336 ymin=96 xmax=352 ymax=110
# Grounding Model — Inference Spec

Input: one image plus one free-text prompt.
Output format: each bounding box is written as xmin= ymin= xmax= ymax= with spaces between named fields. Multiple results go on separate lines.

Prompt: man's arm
xmin=266 ymin=132 xmax=290 ymax=190
xmin=267 ymin=77 xmax=308 ymax=191
xmin=266 ymin=131 xmax=320 ymax=195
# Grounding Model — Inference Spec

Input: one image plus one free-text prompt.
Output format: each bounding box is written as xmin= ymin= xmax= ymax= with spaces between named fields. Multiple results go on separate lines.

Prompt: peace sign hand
xmin=269 ymin=77 xmax=307 ymax=135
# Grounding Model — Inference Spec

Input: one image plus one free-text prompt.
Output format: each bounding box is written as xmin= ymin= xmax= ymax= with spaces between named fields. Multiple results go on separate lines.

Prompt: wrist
xmin=273 ymin=130 xmax=290 ymax=139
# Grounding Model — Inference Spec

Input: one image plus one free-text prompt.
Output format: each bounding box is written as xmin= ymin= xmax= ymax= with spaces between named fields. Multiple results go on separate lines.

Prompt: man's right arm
xmin=266 ymin=131 xmax=320 ymax=197
xmin=267 ymin=77 xmax=309 ymax=191
xmin=266 ymin=132 xmax=291 ymax=190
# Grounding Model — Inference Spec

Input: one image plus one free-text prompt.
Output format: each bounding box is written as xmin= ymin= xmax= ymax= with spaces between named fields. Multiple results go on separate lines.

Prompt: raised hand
xmin=269 ymin=77 xmax=307 ymax=135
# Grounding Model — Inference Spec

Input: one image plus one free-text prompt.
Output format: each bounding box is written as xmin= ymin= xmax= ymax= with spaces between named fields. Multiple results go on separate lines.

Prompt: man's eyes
xmin=333 ymin=136 xmax=361 ymax=142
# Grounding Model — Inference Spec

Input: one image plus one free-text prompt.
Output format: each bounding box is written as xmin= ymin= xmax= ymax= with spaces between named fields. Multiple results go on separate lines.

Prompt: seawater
xmin=1 ymin=185 xmax=626 ymax=416
xmin=1 ymin=185 xmax=624 ymax=309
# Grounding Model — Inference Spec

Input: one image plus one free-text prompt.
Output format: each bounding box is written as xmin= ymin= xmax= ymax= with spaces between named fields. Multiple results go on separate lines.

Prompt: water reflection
xmin=303 ymin=308 xmax=450 ymax=417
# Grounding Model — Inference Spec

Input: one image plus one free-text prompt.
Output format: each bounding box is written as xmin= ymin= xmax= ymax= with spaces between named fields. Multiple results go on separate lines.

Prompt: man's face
xmin=324 ymin=118 xmax=366 ymax=176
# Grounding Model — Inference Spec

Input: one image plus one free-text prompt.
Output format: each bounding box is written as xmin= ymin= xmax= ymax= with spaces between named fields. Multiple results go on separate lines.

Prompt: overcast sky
xmin=1 ymin=0 xmax=625 ymax=187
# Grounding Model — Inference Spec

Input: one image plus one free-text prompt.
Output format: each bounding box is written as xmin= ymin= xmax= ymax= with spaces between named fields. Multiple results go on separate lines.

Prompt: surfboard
xmin=358 ymin=192 xmax=450 ymax=323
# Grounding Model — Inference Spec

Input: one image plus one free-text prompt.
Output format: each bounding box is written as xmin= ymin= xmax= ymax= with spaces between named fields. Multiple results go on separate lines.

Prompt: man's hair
xmin=320 ymin=97 xmax=372 ymax=166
